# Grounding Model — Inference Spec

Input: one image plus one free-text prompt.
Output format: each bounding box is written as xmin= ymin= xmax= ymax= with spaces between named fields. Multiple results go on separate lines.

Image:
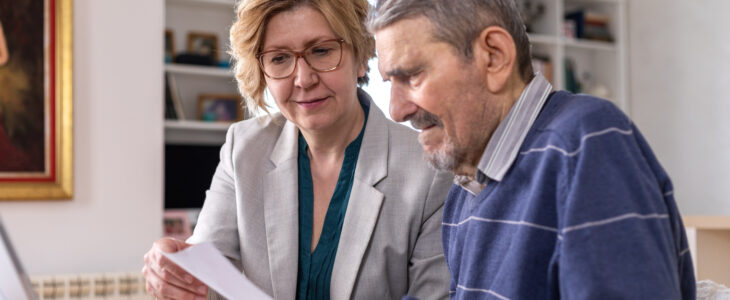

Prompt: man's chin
xmin=423 ymin=146 xmax=458 ymax=172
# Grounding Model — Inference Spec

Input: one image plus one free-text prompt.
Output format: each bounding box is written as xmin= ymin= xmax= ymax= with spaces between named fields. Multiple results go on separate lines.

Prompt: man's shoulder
xmin=541 ymin=91 xmax=629 ymax=129
xmin=529 ymin=91 xmax=632 ymax=147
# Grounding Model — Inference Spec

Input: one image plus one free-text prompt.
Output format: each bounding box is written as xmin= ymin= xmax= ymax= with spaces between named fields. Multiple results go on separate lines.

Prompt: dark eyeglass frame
xmin=256 ymin=38 xmax=345 ymax=79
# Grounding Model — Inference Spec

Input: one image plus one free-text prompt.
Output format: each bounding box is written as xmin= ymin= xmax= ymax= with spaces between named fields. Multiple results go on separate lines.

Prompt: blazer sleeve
xmin=406 ymin=170 xmax=454 ymax=300
xmin=187 ymin=126 xmax=242 ymax=264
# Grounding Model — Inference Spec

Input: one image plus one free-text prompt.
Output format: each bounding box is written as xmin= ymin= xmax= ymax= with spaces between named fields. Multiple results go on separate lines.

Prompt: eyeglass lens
xmin=259 ymin=40 xmax=342 ymax=78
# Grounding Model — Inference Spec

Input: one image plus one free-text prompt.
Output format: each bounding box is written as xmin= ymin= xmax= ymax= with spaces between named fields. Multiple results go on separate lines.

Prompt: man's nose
xmin=389 ymin=87 xmax=419 ymax=123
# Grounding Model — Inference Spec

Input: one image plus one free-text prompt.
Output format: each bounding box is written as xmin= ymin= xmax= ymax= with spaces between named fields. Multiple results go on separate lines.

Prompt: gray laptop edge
xmin=0 ymin=216 xmax=37 ymax=300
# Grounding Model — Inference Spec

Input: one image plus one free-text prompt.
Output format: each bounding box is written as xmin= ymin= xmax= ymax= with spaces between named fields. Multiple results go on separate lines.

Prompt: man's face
xmin=376 ymin=17 xmax=500 ymax=174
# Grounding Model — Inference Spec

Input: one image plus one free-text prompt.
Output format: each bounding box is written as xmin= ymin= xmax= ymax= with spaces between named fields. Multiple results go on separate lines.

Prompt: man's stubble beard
xmin=420 ymin=132 xmax=465 ymax=172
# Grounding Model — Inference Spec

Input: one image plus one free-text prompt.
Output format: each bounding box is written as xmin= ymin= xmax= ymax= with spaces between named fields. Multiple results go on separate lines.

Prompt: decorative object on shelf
xmin=164 ymin=77 xmax=177 ymax=120
xmin=187 ymin=31 xmax=218 ymax=63
xmin=564 ymin=58 xmax=581 ymax=93
xmin=197 ymin=93 xmax=244 ymax=122
xmin=0 ymin=0 xmax=73 ymax=200
xmin=580 ymin=70 xmax=612 ymax=100
xmin=563 ymin=19 xmax=576 ymax=39
xmin=531 ymin=55 xmax=553 ymax=84
xmin=164 ymin=73 xmax=185 ymax=120
xmin=163 ymin=209 xmax=193 ymax=241
xmin=564 ymin=10 xmax=613 ymax=42
xmin=518 ymin=0 xmax=545 ymax=33
xmin=164 ymin=29 xmax=175 ymax=63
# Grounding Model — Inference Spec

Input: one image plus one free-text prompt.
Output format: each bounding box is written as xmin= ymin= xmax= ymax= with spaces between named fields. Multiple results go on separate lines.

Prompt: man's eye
xmin=407 ymin=72 xmax=423 ymax=86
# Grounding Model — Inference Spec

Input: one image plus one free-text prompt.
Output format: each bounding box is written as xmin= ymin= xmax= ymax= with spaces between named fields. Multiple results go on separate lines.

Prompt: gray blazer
xmin=188 ymin=94 xmax=453 ymax=300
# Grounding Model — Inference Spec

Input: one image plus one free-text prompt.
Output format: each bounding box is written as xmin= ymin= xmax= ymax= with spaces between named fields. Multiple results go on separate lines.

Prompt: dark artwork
xmin=0 ymin=0 xmax=45 ymax=172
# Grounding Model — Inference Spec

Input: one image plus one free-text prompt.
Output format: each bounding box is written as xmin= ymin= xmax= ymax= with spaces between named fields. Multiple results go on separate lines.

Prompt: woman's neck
xmin=300 ymin=100 xmax=365 ymax=162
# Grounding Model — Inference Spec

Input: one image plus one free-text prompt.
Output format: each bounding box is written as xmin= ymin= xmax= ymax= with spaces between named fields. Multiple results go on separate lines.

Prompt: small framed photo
xmin=163 ymin=210 xmax=192 ymax=241
xmin=197 ymin=94 xmax=244 ymax=122
xmin=187 ymin=31 xmax=218 ymax=62
xmin=164 ymin=29 xmax=175 ymax=63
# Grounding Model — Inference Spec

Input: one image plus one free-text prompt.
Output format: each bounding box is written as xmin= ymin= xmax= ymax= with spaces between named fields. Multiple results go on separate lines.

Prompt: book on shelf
xmin=164 ymin=75 xmax=178 ymax=120
xmin=564 ymin=10 xmax=614 ymax=42
xmin=165 ymin=72 xmax=186 ymax=120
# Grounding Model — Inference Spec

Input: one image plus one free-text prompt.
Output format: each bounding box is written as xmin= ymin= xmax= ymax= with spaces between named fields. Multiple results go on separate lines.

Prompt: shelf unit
xmin=166 ymin=63 xmax=233 ymax=78
xmin=164 ymin=0 xmax=239 ymax=145
xmin=162 ymin=0 xmax=239 ymax=215
xmin=522 ymin=0 xmax=629 ymax=115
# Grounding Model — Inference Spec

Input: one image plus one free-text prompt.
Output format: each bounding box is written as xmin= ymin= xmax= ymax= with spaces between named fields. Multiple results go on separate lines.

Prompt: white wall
xmin=629 ymin=0 xmax=730 ymax=215
xmin=0 ymin=0 xmax=164 ymax=274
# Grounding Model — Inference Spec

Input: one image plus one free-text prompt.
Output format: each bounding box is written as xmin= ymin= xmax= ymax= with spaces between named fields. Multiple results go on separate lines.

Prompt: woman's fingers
xmin=142 ymin=238 xmax=208 ymax=297
xmin=147 ymin=239 xmax=195 ymax=284
xmin=145 ymin=250 xmax=192 ymax=285
xmin=143 ymin=265 xmax=206 ymax=300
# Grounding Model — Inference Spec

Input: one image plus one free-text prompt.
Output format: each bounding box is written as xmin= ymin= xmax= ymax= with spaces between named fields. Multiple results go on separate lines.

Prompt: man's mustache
xmin=409 ymin=110 xmax=443 ymax=130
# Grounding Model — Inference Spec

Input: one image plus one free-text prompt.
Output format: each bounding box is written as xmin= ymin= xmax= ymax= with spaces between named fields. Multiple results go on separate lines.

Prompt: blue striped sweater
xmin=442 ymin=91 xmax=695 ymax=299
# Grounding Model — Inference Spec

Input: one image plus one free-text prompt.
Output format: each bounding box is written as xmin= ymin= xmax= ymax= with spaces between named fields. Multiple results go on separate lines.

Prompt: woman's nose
xmin=293 ymin=56 xmax=318 ymax=89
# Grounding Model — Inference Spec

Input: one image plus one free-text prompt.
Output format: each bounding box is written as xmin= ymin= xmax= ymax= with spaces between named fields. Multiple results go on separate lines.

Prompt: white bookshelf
xmin=164 ymin=0 xmax=240 ymax=145
xmin=165 ymin=63 xmax=233 ymax=78
xmin=164 ymin=120 xmax=230 ymax=145
xmin=522 ymin=0 xmax=629 ymax=115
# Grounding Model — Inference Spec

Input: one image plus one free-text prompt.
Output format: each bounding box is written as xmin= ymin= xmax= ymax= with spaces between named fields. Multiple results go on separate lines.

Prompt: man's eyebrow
xmin=385 ymin=65 xmax=423 ymax=78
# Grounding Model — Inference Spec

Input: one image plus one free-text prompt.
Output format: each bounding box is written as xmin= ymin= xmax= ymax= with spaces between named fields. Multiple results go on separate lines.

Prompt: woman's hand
xmin=142 ymin=238 xmax=209 ymax=300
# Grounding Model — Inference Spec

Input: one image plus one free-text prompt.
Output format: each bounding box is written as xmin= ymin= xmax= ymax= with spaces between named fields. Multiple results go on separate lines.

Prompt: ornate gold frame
xmin=1 ymin=0 xmax=73 ymax=200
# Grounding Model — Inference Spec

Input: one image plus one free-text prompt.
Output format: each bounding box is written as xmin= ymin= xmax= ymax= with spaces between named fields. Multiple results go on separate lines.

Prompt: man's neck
xmin=455 ymin=74 xmax=530 ymax=179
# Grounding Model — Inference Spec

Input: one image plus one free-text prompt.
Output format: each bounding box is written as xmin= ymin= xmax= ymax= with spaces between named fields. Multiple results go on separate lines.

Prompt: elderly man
xmin=370 ymin=0 xmax=695 ymax=299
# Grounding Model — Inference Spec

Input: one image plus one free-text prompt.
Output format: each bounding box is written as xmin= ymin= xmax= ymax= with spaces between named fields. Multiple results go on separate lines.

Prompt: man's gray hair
xmin=368 ymin=0 xmax=534 ymax=81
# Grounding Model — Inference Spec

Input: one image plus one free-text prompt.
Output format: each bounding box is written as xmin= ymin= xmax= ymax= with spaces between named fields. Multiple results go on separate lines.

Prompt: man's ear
xmin=473 ymin=26 xmax=517 ymax=93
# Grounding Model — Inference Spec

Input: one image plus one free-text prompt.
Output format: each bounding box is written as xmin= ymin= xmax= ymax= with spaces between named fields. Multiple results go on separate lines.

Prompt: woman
xmin=143 ymin=0 xmax=452 ymax=299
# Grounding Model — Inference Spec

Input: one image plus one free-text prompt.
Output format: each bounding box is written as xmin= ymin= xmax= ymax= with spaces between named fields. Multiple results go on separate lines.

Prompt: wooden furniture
xmin=684 ymin=216 xmax=730 ymax=286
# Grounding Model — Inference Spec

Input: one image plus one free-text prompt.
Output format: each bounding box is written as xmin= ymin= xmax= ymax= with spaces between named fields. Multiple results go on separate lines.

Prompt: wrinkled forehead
xmin=262 ymin=5 xmax=337 ymax=50
xmin=374 ymin=17 xmax=438 ymax=73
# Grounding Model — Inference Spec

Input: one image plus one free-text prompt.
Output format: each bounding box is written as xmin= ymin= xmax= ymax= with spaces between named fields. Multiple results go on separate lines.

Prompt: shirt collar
xmin=464 ymin=73 xmax=552 ymax=190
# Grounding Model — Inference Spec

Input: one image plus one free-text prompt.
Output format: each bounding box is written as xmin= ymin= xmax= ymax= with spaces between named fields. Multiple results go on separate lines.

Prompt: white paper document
xmin=161 ymin=242 xmax=271 ymax=300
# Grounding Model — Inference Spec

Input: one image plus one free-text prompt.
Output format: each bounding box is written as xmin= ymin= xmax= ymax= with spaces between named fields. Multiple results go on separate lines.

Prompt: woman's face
xmin=260 ymin=5 xmax=366 ymax=132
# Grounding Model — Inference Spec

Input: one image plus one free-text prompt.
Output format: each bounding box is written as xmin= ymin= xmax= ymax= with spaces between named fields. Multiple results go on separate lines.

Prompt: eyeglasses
xmin=256 ymin=39 xmax=345 ymax=79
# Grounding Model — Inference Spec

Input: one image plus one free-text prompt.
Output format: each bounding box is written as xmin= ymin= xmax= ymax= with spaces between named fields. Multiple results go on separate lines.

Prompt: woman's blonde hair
xmin=230 ymin=0 xmax=376 ymax=115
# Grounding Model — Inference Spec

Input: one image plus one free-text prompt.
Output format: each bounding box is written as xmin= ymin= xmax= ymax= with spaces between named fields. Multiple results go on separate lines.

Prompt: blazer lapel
xmin=264 ymin=119 xmax=300 ymax=300
xmin=330 ymin=97 xmax=389 ymax=300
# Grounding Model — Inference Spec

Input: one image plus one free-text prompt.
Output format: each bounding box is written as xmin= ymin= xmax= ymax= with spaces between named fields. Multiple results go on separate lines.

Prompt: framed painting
xmin=0 ymin=0 xmax=73 ymax=200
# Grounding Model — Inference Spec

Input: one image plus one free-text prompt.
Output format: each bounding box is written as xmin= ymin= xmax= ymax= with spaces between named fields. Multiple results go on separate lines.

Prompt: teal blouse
xmin=296 ymin=102 xmax=369 ymax=300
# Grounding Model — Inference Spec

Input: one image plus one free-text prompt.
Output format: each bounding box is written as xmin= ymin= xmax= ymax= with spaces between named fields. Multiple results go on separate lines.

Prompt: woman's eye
xmin=270 ymin=53 xmax=291 ymax=64
xmin=311 ymin=47 xmax=332 ymax=56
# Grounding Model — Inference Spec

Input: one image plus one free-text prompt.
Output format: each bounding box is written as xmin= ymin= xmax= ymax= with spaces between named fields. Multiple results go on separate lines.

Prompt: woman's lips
xmin=296 ymin=97 xmax=328 ymax=109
